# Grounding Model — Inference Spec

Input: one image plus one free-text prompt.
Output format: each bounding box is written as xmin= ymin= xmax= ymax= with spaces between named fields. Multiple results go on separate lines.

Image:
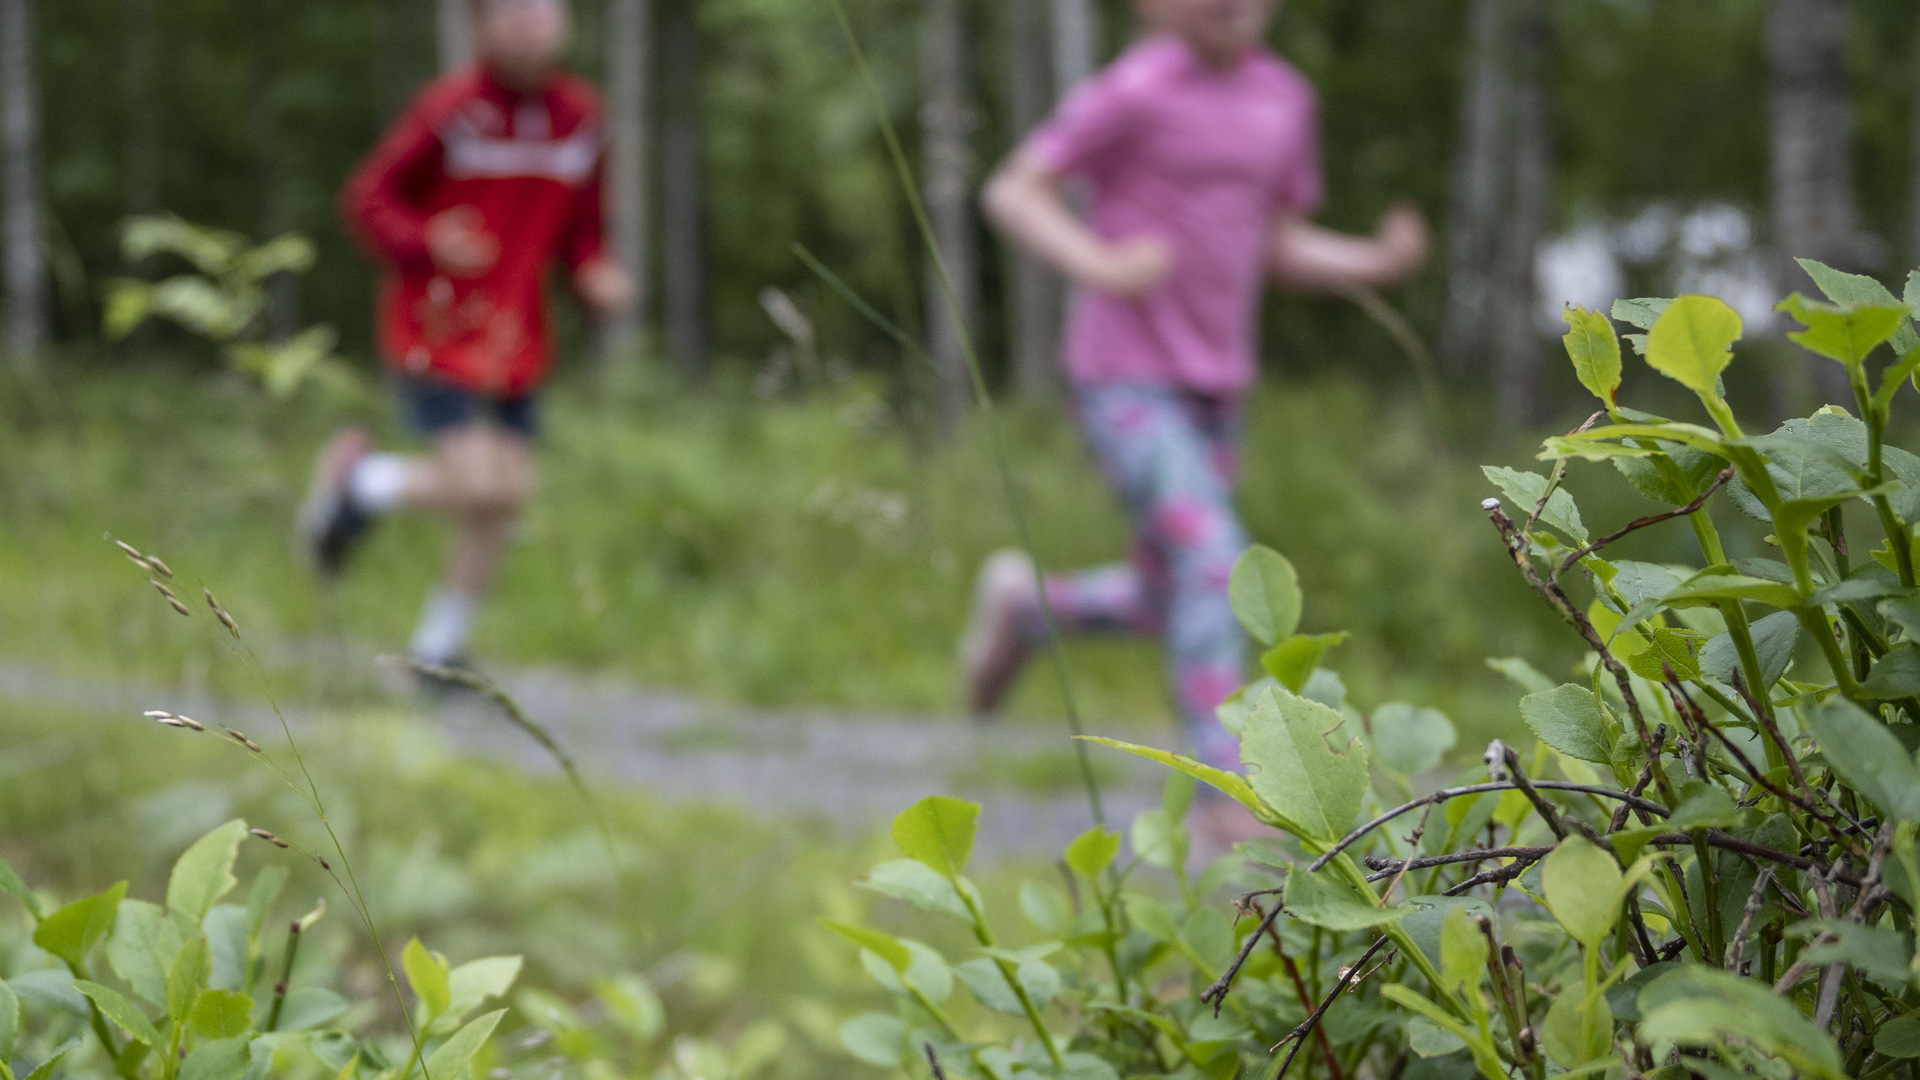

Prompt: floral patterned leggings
xmin=1034 ymin=383 xmax=1250 ymax=769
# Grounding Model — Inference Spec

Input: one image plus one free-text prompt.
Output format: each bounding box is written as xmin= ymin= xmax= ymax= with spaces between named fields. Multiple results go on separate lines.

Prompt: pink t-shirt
xmin=1025 ymin=35 xmax=1323 ymax=397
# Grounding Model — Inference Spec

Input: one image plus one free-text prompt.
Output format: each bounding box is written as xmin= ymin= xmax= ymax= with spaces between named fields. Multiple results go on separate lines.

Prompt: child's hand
xmin=573 ymin=258 xmax=635 ymax=317
xmin=1088 ymin=237 xmax=1174 ymax=298
xmin=1372 ymin=201 xmax=1431 ymax=280
xmin=425 ymin=207 xmax=500 ymax=277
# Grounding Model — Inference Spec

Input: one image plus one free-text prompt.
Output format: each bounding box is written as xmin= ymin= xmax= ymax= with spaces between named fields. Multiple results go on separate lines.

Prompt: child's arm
xmin=982 ymin=152 xmax=1171 ymax=298
xmin=1268 ymin=201 xmax=1429 ymax=292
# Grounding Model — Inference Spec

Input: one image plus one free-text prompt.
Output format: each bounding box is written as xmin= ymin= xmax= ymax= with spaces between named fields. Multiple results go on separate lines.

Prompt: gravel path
xmin=0 ymin=658 xmax=1167 ymax=859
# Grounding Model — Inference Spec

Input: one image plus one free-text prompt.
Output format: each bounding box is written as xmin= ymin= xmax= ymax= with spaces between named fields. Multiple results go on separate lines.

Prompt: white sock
xmin=410 ymin=589 xmax=477 ymax=665
xmin=348 ymin=454 xmax=412 ymax=514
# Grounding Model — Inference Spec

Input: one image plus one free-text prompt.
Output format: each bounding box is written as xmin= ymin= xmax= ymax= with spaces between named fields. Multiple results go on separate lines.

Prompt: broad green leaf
xmin=859 ymin=939 xmax=953 ymax=1005
xmin=1882 ymin=594 xmax=1920 ymax=640
xmin=1662 ymin=571 xmax=1803 ymax=610
xmin=1283 ymin=870 xmax=1408 ymax=931
xmin=167 ymin=936 xmax=211 ymax=1023
xmin=273 ymin=988 xmax=348 ymax=1032
xmin=180 ymin=1036 xmax=251 ymax=1080
xmin=167 ymin=821 xmax=248 ymax=929
xmin=1519 ymin=685 xmax=1612 ymax=765
xmin=1613 ymin=444 xmax=1725 ymax=506
xmin=1406 ymin=1016 xmax=1465 ymax=1058
xmin=1064 ymin=826 xmax=1121 ymax=880
xmin=1638 ymin=965 xmax=1844 ymax=1079
xmin=1128 ymin=809 xmax=1185 ymax=870
xmin=422 ymin=1008 xmax=504 ymax=1080
xmin=72 ymin=981 xmax=163 ymax=1048
xmin=1562 ymin=306 xmax=1623 ymax=406
xmin=0 ymin=856 xmax=39 ymax=919
xmin=593 ymin=975 xmax=663 ymax=1045
xmin=1625 ymin=627 xmax=1706 ymax=683
xmin=1799 ymin=258 xmax=1920 ymax=355
xmin=1259 ymin=631 xmax=1349 ymax=693
xmin=1436 ymin=908 xmax=1484 ymax=993
xmin=1860 ymin=643 xmax=1920 ymax=700
xmin=891 ymin=796 xmax=978 ymax=880
xmin=857 ymin=859 xmax=971 ymax=922
xmin=1804 ymin=697 xmax=1920 ymax=820
xmin=1776 ymin=292 xmax=1908 ymax=367
xmin=1611 ymin=297 xmax=1671 ymax=330
xmin=1877 ymin=1017 xmax=1920 ymax=1058
xmin=1482 ymin=466 xmax=1588 ymax=542
xmin=190 ymin=989 xmax=252 ymax=1039
xmin=1646 ymin=295 xmax=1741 ymax=395
xmin=22 ymin=1043 xmax=75 ymax=1080
xmin=0 ymin=978 xmax=17 ymax=1062
xmin=1485 ymin=657 xmax=1555 ymax=696
xmin=820 ymin=920 xmax=911 ymax=973
xmin=1606 ymin=560 xmax=1686 ymax=611
xmin=1402 ymin=896 xmax=1494 ymax=972
xmin=953 ymin=957 xmax=1025 ymax=1016
xmin=401 ymin=938 xmax=450 ymax=1020
xmin=1788 ymin=919 xmax=1912 ymax=988
xmin=1543 ymin=980 xmax=1613 ymax=1068
xmin=34 ymin=882 xmax=129 ymax=971
xmin=1369 ymin=703 xmax=1456 ymax=775
xmin=1018 ymin=881 xmax=1073 ymax=937
xmin=1078 ymin=737 xmax=1276 ymax=827
xmin=1699 ymin=610 xmax=1798 ymax=688
xmin=1665 ymin=784 xmax=1740 ymax=831
xmin=1541 ymin=436 xmax=1656 ymax=462
xmin=838 ymin=1013 xmax=907 ymax=1068
xmin=1380 ymin=986 xmax=1505 ymax=1080
xmin=1541 ymin=837 xmax=1623 ymax=946
xmin=107 ymin=900 xmax=179 ymax=1008
xmin=444 ymin=957 xmax=521 ymax=1020
xmin=1016 ymin=958 xmax=1060 ymax=1007
xmin=1228 ymin=546 xmax=1301 ymax=647
xmin=1240 ymin=687 xmax=1368 ymax=843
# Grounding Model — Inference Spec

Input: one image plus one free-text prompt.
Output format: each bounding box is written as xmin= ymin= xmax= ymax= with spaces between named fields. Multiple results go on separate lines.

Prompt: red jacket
xmin=341 ymin=65 xmax=606 ymax=397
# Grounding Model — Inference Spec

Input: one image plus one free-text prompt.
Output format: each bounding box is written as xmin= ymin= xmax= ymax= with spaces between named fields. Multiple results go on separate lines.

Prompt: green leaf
xmin=0 ymin=856 xmax=39 ymax=920
xmin=1018 ymin=881 xmax=1073 ymax=937
xmin=1699 ymin=610 xmax=1798 ymax=689
xmin=857 ymin=859 xmax=972 ymax=922
xmin=953 ymin=958 xmax=1024 ymax=1016
xmin=838 ymin=1013 xmax=907 ymax=1068
xmin=1482 ymin=466 xmax=1588 ymax=542
xmin=444 ymin=957 xmax=521 ymax=1021
xmin=1804 ymin=697 xmax=1920 ymax=820
xmin=1662 ymin=570 xmax=1803 ymax=610
xmin=1646 ymin=295 xmax=1742 ymax=396
xmin=1128 ymin=810 xmax=1186 ymax=871
xmin=1776 ymin=292 xmax=1909 ymax=367
xmin=820 ymin=920 xmax=910 ymax=972
xmin=1877 ymin=1016 xmax=1920 ymax=1058
xmin=34 ymin=882 xmax=129 ymax=971
xmin=0 ymin=978 xmax=17 ymax=1062
xmin=180 ymin=1036 xmax=252 ymax=1080
xmin=1369 ymin=703 xmax=1456 ymax=775
xmin=1613 ymin=445 xmax=1725 ymax=506
xmin=1519 ymin=685 xmax=1612 ymax=765
xmin=273 ymin=988 xmax=348 ymax=1032
xmin=1626 ymin=627 xmax=1706 ymax=683
xmin=167 ymin=821 xmax=248 ymax=930
xmin=1064 ymin=827 xmax=1121 ymax=880
xmin=1612 ymin=297 xmax=1671 ymax=330
xmin=1240 ymin=687 xmax=1368 ymax=843
xmin=891 ymin=796 xmax=979 ymax=880
xmin=593 ymin=975 xmax=663 ymax=1045
xmin=401 ymin=938 xmax=451 ymax=1021
xmin=1638 ymin=965 xmax=1844 ymax=1079
xmin=422 ymin=1008 xmax=504 ymax=1080
xmin=859 ymin=940 xmax=953 ymax=1005
xmin=190 ymin=989 xmax=253 ymax=1039
xmin=1562 ymin=306 xmax=1623 ymax=406
xmin=1228 ymin=545 xmax=1301 ymax=647
xmin=1861 ymin=643 xmax=1920 ymax=700
xmin=167 ymin=936 xmax=210 ymax=1023
xmin=1787 ymin=919 xmax=1913 ymax=988
xmin=1543 ymin=979 xmax=1614 ymax=1068
xmin=72 ymin=981 xmax=163 ymax=1048
xmin=22 ymin=1043 xmax=76 ymax=1080
xmin=1798 ymin=258 xmax=1920 ymax=355
xmin=1406 ymin=1016 xmax=1465 ymax=1058
xmin=1259 ymin=631 xmax=1349 ymax=693
xmin=1541 ymin=837 xmax=1624 ymax=946
xmin=1283 ymin=869 xmax=1408 ymax=931
xmin=1882 ymin=594 xmax=1920 ymax=640
xmin=1078 ymin=738 xmax=1274 ymax=826
xmin=105 ymin=900 xmax=176 ymax=1009
xmin=1435 ymin=908 xmax=1484 ymax=993
xmin=1380 ymin=986 xmax=1506 ymax=1080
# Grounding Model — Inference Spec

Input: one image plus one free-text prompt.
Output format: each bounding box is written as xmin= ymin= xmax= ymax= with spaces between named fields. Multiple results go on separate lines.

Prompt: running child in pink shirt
xmin=963 ymin=0 xmax=1428 ymax=844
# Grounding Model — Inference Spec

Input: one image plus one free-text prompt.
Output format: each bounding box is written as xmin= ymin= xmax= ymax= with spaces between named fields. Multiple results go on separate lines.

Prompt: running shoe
xmin=298 ymin=427 xmax=375 ymax=578
xmin=959 ymin=549 xmax=1040 ymax=718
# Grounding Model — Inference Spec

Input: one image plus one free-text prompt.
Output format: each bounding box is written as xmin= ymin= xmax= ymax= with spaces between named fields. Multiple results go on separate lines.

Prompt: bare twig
xmin=1272 ymin=934 xmax=1394 ymax=1080
xmin=1203 ymin=892 xmax=1288 ymax=1015
xmin=1609 ymin=725 xmax=1668 ymax=831
xmin=1377 ymin=805 xmax=1434 ymax=905
xmin=1362 ymin=846 xmax=1554 ymax=881
xmin=1269 ymin=915 xmax=1344 ymax=1080
xmin=923 ymin=1043 xmax=948 ymax=1080
xmin=1307 ymin=780 xmax=1663 ymax=873
xmin=1555 ymin=466 xmax=1735 ymax=574
xmin=1727 ymin=868 xmax=1776 ymax=974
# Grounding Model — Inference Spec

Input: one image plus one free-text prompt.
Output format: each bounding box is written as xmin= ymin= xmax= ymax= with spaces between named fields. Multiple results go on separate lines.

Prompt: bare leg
xmin=393 ymin=423 xmax=534 ymax=663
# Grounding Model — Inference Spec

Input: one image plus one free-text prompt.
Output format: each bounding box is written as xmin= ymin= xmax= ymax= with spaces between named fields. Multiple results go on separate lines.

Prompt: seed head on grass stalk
xmin=118 ymin=546 xmax=435 ymax=1079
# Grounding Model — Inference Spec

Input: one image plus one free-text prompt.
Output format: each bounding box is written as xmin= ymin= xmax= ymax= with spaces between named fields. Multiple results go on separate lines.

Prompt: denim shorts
xmin=393 ymin=375 xmax=538 ymax=438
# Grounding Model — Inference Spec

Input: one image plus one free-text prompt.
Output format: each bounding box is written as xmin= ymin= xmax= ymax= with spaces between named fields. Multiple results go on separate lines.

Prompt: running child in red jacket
xmin=302 ymin=0 xmax=631 ymax=671
xmin=967 ymin=0 xmax=1427 ymax=846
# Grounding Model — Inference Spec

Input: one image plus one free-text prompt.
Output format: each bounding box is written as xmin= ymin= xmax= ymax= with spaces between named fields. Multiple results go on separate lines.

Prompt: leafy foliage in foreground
xmin=837 ymin=262 xmax=1920 ymax=1080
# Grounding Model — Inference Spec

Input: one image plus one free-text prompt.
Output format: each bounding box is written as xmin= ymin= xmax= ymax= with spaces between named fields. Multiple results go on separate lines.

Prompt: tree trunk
xmin=1492 ymin=0 xmax=1548 ymax=425
xmin=1006 ymin=0 xmax=1058 ymax=399
xmin=1769 ymin=0 xmax=1854 ymax=406
xmin=660 ymin=0 xmax=706 ymax=377
xmin=1 ymin=0 xmax=45 ymax=367
xmin=601 ymin=0 xmax=652 ymax=357
xmin=436 ymin=0 xmax=474 ymax=72
xmin=923 ymin=0 xmax=980 ymax=431
xmin=1049 ymin=0 xmax=1096 ymax=93
xmin=122 ymin=0 xmax=158 ymax=218
xmin=1439 ymin=0 xmax=1510 ymax=373
xmin=379 ymin=0 xmax=429 ymax=124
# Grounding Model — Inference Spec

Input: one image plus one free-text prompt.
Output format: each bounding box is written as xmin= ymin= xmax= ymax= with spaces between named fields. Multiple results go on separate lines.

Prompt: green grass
xmin=0 ymin=356 xmax=1707 ymax=753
